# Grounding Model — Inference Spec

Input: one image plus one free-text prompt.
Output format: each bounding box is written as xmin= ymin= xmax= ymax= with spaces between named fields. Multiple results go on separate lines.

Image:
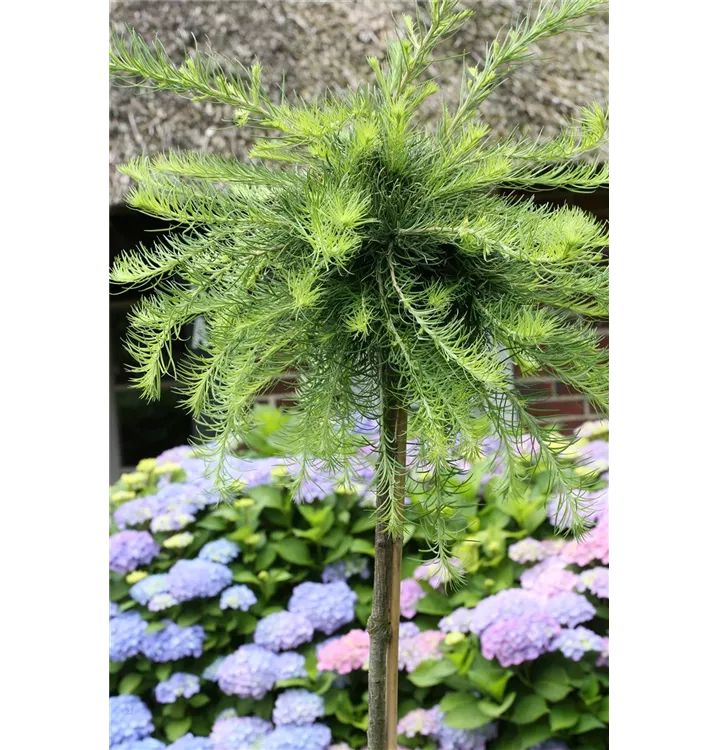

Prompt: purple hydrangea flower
xmin=110 ymin=611 xmax=147 ymax=662
xmin=112 ymin=739 xmax=166 ymax=750
xmin=398 ymin=630 xmax=444 ymax=672
xmin=141 ymin=622 xmax=205 ymax=662
xmin=254 ymin=611 xmax=315 ymax=652
xmin=216 ymin=644 xmax=278 ymax=699
xmin=263 ymin=723 xmax=332 ymax=750
xmin=470 ymin=589 xmax=545 ymax=634
xmin=596 ymin=636 xmax=609 ymax=667
xmin=438 ymin=607 xmax=475 ymax=634
xmin=436 ymin=723 xmax=499 ymax=750
xmin=210 ymin=716 xmax=273 ymax=750
xmin=154 ymin=672 xmax=201 ymax=704
xmin=110 ymin=601 xmax=119 ymax=619
xmin=198 ymin=539 xmax=240 ymax=564
xmin=273 ymin=689 xmax=325 ymax=725
xmin=274 ymin=651 xmax=308 ymax=680
xmin=110 ymin=531 xmax=160 ymax=574
xmin=113 ymin=496 xmax=156 ymax=529
xmin=129 ymin=575 xmax=170 ymax=606
xmin=398 ymin=622 xmax=421 ymax=639
xmin=545 ymin=592 xmax=596 ymax=627
xmin=400 ymin=578 xmax=426 ymax=619
xmin=200 ymin=656 xmax=226 ymax=682
xmin=288 ymin=581 xmax=357 ymax=635
xmin=551 ymin=626 xmax=605 ymax=661
xmin=481 ymin=612 xmax=562 ymax=667
xmin=156 ymin=445 xmax=194 ymax=464
xmin=577 ymin=567 xmax=609 ymax=599
xmin=166 ymin=734 xmax=213 ymax=750
xmin=520 ymin=558 xmax=579 ymax=597
xmin=397 ymin=706 xmax=444 ymax=738
xmin=110 ymin=695 xmax=154 ymax=748
xmin=219 ymin=584 xmax=257 ymax=611
xmin=167 ymin=559 xmax=233 ymax=603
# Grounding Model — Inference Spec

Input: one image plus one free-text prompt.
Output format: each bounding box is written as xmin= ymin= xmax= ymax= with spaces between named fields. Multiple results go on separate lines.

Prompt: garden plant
xmin=109 ymin=1 xmax=608 ymax=748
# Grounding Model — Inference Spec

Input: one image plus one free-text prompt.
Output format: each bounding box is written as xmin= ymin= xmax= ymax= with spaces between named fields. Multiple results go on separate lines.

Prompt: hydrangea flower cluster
xmin=273 ymin=689 xmax=325 ymax=725
xmin=544 ymin=592 xmax=596 ymax=628
xmin=520 ymin=559 xmax=580 ymax=597
xmin=216 ymin=644 xmax=283 ymax=699
xmin=398 ymin=630 xmax=445 ymax=672
xmin=210 ymin=716 xmax=273 ymax=750
xmin=110 ymin=531 xmax=160 ymax=574
xmin=399 ymin=578 xmax=426 ymax=619
xmin=254 ymin=611 xmax=315 ymax=652
xmin=110 ymin=601 xmax=119 ymax=619
xmin=166 ymin=734 xmax=213 ymax=750
xmin=147 ymin=593 xmax=179 ymax=612
xmin=129 ymin=574 xmax=170 ymax=606
xmin=141 ymin=621 xmax=205 ymax=662
xmin=577 ymin=566 xmax=609 ymax=598
xmin=321 ymin=556 xmax=370 ymax=584
xmin=167 ymin=559 xmax=233 ymax=603
xmin=110 ymin=695 xmax=154 ymax=748
xmin=316 ymin=629 xmax=370 ymax=674
xmin=110 ymin=611 xmax=147 ymax=662
xmin=154 ymin=672 xmax=200 ymax=704
xmin=397 ymin=705 xmax=498 ymax=750
xmin=288 ymin=581 xmax=357 ymax=635
xmin=509 ymin=538 xmax=566 ymax=564
xmin=198 ymin=538 xmax=240 ymax=564
xmin=551 ymin=626 xmax=605 ymax=661
xmin=274 ymin=651 xmax=309 ymax=680
xmin=219 ymin=584 xmax=257 ymax=611
xmin=481 ymin=612 xmax=562 ymax=667
xmin=113 ymin=738 xmax=166 ymax=750
xmin=396 ymin=706 xmax=444 ymax=738
xmin=561 ymin=509 xmax=609 ymax=566
xmin=263 ymin=723 xmax=332 ymax=750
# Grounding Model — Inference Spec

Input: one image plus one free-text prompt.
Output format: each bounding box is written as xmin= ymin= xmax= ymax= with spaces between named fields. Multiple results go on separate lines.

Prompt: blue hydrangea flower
xmin=110 ymin=601 xmax=119 ymax=619
xmin=210 ymin=716 xmax=273 ymax=750
xmin=167 ymin=559 xmax=233 ymax=603
xmin=150 ymin=509 xmax=196 ymax=533
xmin=141 ymin=621 xmax=205 ymax=662
xmin=273 ymin=689 xmax=324 ymax=725
xmin=577 ymin=566 xmax=609 ymax=599
xmin=216 ymin=644 xmax=278 ymax=699
xmin=274 ymin=651 xmax=308 ymax=680
xmin=397 ymin=706 xmax=444 ymax=738
xmin=166 ymin=734 xmax=213 ymax=750
xmin=220 ymin=584 xmax=257 ymax=611
xmin=262 ymin=723 xmax=332 ymax=750
xmin=481 ymin=613 xmax=562 ymax=667
xmin=288 ymin=581 xmax=357 ymax=635
xmin=110 ymin=695 xmax=154 ymax=748
xmin=469 ymin=589 xmax=545 ymax=635
xmin=199 ymin=538 xmax=240 ymax=564
xmin=438 ymin=607 xmax=475 ymax=634
xmin=130 ymin=574 xmax=170 ymax=605
xmin=148 ymin=593 xmax=179 ymax=612
xmin=110 ymin=611 xmax=147 ymax=662
xmin=110 ymin=531 xmax=160 ymax=574
xmin=254 ymin=611 xmax=315 ymax=652
xmin=436 ymin=723 xmax=499 ymax=750
xmin=398 ymin=622 xmax=421 ymax=639
xmin=545 ymin=592 xmax=596 ymax=628
xmin=154 ymin=672 xmax=201 ymax=704
xmin=201 ymin=655 xmax=227 ymax=682
xmin=321 ymin=557 xmax=370 ymax=583
xmin=113 ymin=495 xmax=156 ymax=529
xmin=113 ymin=740 xmax=166 ymax=750
xmin=551 ymin=626 xmax=605 ymax=661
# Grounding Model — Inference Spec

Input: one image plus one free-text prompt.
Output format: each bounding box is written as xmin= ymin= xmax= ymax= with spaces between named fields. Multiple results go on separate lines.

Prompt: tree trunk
xmin=367 ymin=397 xmax=408 ymax=750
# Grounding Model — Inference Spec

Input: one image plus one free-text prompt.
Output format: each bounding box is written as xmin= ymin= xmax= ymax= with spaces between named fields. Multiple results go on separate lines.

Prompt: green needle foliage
xmin=110 ymin=0 xmax=608 ymax=568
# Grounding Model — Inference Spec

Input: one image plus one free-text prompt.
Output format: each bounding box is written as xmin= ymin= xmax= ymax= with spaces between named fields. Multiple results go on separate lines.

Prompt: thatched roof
xmin=109 ymin=0 xmax=608 ymax=206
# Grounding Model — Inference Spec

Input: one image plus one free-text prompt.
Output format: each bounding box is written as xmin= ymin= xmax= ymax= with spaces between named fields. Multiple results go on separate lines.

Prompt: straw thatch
xmin=109 ymin=0 xmax=608 ymax=206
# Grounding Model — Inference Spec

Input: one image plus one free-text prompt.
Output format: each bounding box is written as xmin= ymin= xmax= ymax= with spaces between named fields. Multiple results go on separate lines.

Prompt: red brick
xmin=528 ymin=397 xmax=586 ymax=418
xmin=555 ymin=382 xmax=582 ymax=396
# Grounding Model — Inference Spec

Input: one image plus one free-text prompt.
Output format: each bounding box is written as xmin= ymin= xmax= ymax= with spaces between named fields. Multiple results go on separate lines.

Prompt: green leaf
xmin=351 ymin=514 xmax=376 ymax=534
xmin=155 ymin=664 xmax=172 ymax=681
xmin=349 ymin=538 xmax=376 ymax=557
xmin=550 ymin=702 xmax=581 ymax=731
xmin=324 ymin=535 xmax=353 ymax=564
xmin=574 ymin=714 xmax=606 ymax=734
xmin=408 ymin=659 xmax=458 ymax=688
xmin=177 ymin=611 xmax=203 ymax=627
xmin=593 ymin=696 xmax=609 ymax=723
xmin=439 ymin=692 xmax=476 ymax=714
xmin=144 ymin=621 xmax=168 ymax=634
xmin=196 ymin=516 xmax=228 ymax=531
xmin=444 ymin=701 xmax=494 ymax=730
xmin=118 ymin=673 xmax=143 ymax=694
xmin=233 ymin=570 xmax=260 ymax=584
xmin=189 ymin=694 xmax=211 ymax=708
xmin=510 ymin=695 xmax=549 ymax=725
xmin=165 ymin=717 xmax=192 ymax=742
xmin=533 ymin=664 xmax=573 ymax=702
xmin=272 ymin=538 xmax=313 ymax=566
xmin=254 ymin=546 xmax=277 ymax=570
xmin=477 ymin=692 xmax=516 ymax=718
xmin=467 ymin=654 xmax=512 ymax=702
xmin=416 ymin=590 xmax=454 ymax=616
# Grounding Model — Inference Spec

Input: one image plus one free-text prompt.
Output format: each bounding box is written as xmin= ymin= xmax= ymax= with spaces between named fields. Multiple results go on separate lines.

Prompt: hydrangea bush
xmin=110 ymin=408 xmax=608 ymax=749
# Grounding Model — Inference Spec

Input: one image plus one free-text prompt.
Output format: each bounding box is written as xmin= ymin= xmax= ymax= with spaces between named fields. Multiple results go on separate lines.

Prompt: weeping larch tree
xmin=109 ymin=1 xmax=608 ymax=747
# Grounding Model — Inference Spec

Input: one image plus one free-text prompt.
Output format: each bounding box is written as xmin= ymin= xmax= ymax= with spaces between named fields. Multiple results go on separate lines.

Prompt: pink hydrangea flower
xmin=316 ymin=629 xmax=370 ymax=675
xmin=398 ymin=630 xmax=444 ymax=672
xmin=520 ymin=558 xmax=580 ymax=597
xmin=561 ymin=510 xmax=609 ymax=566
xmin=399 ymin=578 xmax=425 ymax=619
